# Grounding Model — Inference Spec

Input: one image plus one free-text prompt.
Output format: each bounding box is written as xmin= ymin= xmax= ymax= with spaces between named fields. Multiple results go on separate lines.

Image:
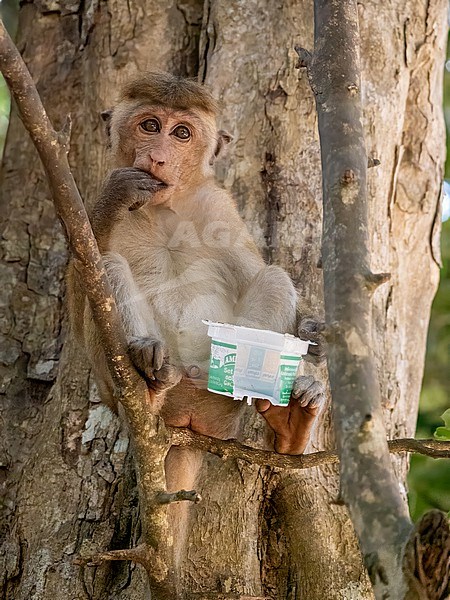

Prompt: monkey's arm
xmin=91 ymin=167 xmax=166 ymax=251
xmin=69 ymin=168 xmax=182 ymax=401
xmin=99 ymin=252 xmax=181 ymax=390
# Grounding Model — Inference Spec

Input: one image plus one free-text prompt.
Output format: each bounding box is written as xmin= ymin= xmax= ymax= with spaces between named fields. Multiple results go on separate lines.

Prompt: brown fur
xmin=120 ymin=72 xmax=219 ymax=115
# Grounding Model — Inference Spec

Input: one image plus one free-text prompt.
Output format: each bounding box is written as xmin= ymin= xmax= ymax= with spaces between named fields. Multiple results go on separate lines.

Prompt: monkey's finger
xmin=136 ymin=182 xmax=166 ymax=192
xmin=292 ymin=377 xmax=324 ymax=407
xmin=298 ymin=381 xmax=325 ymax=408
xmin=129 ymin=198 xmax=150 ymax=211
xmin=303 ymin=345 xmax=327 ymax=366
xmin=255 ymin=398 xmax=271 ymax=413
xmin=128 ymin=336 xmax=166 ymax=379
xmin=111 ymin=167 xmax=153 ymax=179
xmin=255 ymin=401 xmax=290 ymax=434
xmin=299 ymin=317 xmax=326 ymax=336
xmin=153 ymin=342 xmax=165 ymax=371
xmin=291 ymin=375 xmax=315 ymax=400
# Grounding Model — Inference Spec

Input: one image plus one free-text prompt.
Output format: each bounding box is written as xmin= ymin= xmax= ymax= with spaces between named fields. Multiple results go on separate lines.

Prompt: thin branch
xmin=74 ymin=543 xmax=152 ymax=568
xmin=169 ymin=428 xmax=450 ymax=469
xmin=387 ymin=438 xmax=450 ymax=459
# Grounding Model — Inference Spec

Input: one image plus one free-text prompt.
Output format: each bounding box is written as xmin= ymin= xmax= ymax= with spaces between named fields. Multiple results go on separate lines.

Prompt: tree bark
xmin=0 ymin=1 xmax=446 ymax=599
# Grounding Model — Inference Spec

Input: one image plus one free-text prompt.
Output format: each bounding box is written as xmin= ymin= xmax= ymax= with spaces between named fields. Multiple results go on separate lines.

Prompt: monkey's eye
xmin=172 ymin=125 xmax=191 ymax=140
xmin=140 ymin=118 xmax=160 ymax=133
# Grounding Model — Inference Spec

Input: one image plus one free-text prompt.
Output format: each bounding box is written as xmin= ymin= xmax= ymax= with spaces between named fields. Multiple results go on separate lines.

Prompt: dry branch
xmin=0 ymin=19 xmax=176 ymax=599
xmin=170 ymin=428 xmax=450 ymax=468
xmin=156 ymin=489 xmax=202 ymax=504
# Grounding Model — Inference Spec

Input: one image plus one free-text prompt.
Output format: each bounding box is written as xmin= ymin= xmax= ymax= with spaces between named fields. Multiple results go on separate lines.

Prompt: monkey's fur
xmin=67 ymin=71 xmax=325 ymax=513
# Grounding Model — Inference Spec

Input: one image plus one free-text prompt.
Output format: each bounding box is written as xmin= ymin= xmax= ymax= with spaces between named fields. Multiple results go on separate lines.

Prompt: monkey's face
xmin=110 ymin=103 xmax=217 ymax=196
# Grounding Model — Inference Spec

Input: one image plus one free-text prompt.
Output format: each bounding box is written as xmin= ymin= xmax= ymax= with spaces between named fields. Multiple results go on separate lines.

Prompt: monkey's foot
xmin=128 ymin=337 xmax=182 ymax=392
xmin=255 ymin=375 xmax=326 ymax=455
xmin=128 ymin=336 xmax=165 ymax=378
xmin=151 ymin=362 xmax=182 ymax=393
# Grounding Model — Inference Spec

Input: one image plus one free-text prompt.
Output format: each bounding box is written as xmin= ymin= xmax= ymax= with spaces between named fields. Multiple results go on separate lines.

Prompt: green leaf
xmin=433 ymin=409 xmax=450 ymax=440
xmin=441 ymin=408 xmax=450 ymax=428
xmin=434 ymin=427 xmax=450 ymax=441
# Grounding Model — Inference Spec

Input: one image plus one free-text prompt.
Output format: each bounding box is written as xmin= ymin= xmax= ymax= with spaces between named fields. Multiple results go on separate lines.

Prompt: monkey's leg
xmin=234 ymin=265 xmax=297 ymax=334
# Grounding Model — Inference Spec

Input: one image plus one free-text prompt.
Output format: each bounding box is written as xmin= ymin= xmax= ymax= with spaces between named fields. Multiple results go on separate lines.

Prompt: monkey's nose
xmin=149 ymin=151 xmax=166 ymax=167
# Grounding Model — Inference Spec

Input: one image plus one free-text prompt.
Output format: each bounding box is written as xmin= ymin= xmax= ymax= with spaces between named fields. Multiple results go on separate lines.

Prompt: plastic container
xmin=203 ymin=321 xmax=310 ymax=406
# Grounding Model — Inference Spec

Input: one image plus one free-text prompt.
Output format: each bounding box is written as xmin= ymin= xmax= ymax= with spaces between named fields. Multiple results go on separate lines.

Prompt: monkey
xmin=67 ymin=72 xmax=325 ymax=540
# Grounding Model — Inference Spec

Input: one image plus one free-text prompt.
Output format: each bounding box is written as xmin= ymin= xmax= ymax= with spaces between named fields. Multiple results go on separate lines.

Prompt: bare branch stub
xmin=361 ymin=271 xmax=391 ymax=294
xmin=368 ymin=156 xmax=381 ymax=168
xmin=403 ymin=510 xmax=450 ymax=599
xmin=294 ymin=45 xmax=312 ymax=69
xmin=156 ymin=490 xmax=202 ymax=505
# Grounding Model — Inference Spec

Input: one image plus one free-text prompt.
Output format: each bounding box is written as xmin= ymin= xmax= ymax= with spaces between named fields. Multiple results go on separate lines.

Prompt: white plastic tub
xmin=203 ymin=321 xmax=310 ymax=406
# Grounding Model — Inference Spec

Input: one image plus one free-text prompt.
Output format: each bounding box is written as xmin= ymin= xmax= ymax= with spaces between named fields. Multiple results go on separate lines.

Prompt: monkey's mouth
xmin=148 ymin=173 xmax=169 ymax=187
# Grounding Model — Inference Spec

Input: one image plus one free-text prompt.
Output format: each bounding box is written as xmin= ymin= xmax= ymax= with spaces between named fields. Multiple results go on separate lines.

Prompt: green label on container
xmin=278 ymin=356 xmax=302 ymax=405
xmin=207 ymin=340 xmax=237 ymax=395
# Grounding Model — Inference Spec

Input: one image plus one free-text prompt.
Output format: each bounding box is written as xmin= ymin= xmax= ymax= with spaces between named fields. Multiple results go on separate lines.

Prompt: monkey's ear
xmin=212 ymin=129 xmax=233 ymax=162
xmin=101 ymin=109 xmax=113 ymax=143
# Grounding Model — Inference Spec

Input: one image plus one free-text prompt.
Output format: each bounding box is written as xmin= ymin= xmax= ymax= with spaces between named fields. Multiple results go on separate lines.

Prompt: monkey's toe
xmin=291 ymin=375 xmax=325 ymax=411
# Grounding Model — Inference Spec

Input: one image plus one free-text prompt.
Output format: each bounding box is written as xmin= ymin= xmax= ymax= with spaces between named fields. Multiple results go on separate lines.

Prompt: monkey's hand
xmin=92 ymin=168 xmax=166 ymax=238
xmin=103 ymin=167 xmax=166 ymax=210
xmin=128 ymin=336 xmax=182 ymax=393
xmin=255 ymin=375 xmax=325 ymax=455
xmin=298 ymin=317 xmax=327 ymax=366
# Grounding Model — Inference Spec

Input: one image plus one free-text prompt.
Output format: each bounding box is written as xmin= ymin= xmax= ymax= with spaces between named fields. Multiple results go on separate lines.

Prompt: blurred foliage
xmin=408 ymin=40 xmax=450 ymax=520
xmin=409 ymin=277 xmax=450 ymax=519
xmin=0 ymin=0 xmax=446 ymax=521
xmin=0 ymin=0 xmax=18 ymax=155
xmin=0 ymin=75 xmax=10 ymax=155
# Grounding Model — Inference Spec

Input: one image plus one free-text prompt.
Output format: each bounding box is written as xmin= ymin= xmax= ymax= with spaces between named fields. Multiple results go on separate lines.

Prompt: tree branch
xmin=169 ymin=428 xmax=450 ymax=468
xmin=295 ymin=2 xmax=426 ymax=597
xmin=0 ymin=19 xmax=176 ymax=598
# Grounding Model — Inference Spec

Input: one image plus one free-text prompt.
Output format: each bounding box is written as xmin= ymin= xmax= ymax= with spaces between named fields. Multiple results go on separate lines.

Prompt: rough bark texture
xmin=0 ymin=1 xmax=446 ymax=600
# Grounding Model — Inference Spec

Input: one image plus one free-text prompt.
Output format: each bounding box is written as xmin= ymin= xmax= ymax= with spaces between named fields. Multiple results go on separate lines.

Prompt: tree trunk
xmin=0 ymin=1 xmax=446 ymax=599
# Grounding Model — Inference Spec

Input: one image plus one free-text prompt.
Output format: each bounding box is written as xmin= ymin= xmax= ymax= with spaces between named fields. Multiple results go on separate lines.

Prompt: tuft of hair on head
xmin=120 ymin=72 xmax=219 ymax=116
